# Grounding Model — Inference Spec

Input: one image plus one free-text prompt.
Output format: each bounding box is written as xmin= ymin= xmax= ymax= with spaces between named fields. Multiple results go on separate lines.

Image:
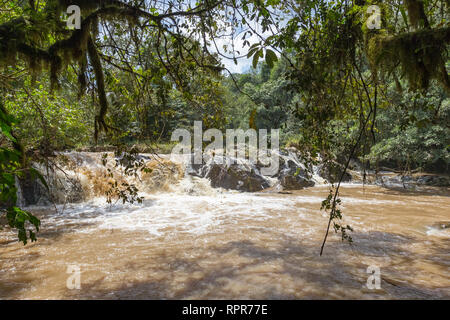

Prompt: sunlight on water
xmin=1 ymin=153 xmax=449 ymax=299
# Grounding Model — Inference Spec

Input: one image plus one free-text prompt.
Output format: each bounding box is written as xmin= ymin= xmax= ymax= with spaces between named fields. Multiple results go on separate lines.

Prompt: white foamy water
xmin=2 ymin=152 xmax=449 ymax=300
xmin=43 ymin=192 xmax=315 ymax=236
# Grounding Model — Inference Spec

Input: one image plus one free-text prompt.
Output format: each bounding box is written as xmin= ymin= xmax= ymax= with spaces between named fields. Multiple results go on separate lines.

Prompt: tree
xmin=0 ymin=0 xmax=281 ymax=243
xmin=1 ymin=99 xmax=42 ymax=244
xmin=244 ymin=0 xmax=449 ymax=253
xmin=0 ymin=0 xmax=448 ymax=252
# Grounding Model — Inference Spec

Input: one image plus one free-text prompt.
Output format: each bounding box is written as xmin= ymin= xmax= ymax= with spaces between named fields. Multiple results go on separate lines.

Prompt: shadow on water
xmin=0 ymin=202 xmax=115 ymax=299
xmin=0 ymin=250 xmax=42 ymax=298
xmin=60 ymin=231 xmax=449 ymax=300
xmin=1 ymin=191 xmax=448 ymax=299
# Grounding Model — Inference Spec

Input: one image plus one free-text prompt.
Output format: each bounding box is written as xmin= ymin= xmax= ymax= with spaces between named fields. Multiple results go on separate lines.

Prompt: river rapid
xmin=0 ymin=152 xmax=449 ymax=299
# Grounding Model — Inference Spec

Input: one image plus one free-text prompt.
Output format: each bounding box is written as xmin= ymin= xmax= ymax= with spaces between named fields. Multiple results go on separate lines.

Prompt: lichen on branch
xmin=368 ymin=27 xmax=450 ymax=92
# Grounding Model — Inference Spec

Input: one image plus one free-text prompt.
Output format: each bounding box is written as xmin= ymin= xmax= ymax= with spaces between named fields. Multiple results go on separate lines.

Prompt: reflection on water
xmin=1 ymin=185 xmax=449 ymax=299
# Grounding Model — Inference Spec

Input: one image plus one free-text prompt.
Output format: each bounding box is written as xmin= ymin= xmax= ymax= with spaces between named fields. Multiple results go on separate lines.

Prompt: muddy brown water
xmin=1 ymin=184 xmax=449 ymax=299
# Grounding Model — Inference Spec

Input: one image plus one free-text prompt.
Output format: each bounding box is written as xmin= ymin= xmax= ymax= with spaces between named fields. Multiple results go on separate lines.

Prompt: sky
xmin=214 ymin=28 xmax=263 ymax=74
xmin=222 ymin=56 xmax=253 ymax=74
xmin=208 ymin=19 xmax=280 ymax=74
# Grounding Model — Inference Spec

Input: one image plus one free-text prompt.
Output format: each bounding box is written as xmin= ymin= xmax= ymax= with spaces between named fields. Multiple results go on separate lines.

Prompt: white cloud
xmin=210 ymin=20 xmax=276 ymax=74
xmin=176 ymin=11 xmax=284 ymax=74
xmin=221 ymin=57 xmax=252 ymax=74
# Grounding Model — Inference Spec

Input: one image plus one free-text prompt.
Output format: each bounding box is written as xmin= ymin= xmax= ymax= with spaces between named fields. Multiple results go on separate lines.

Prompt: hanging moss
xmin=77 ymin=53 xmax=88 ymax=98
xmin=87 ymin=36 xmax=108 ymax=142
xmin=0 ymin=0 xmax=153 ymax=140
xmin=405 ymin=0 xmax=430 ymax=29
xmin=368 ymin=27 xmax=450 ymax=92
xmin=0 ymin=18 xmax=28 ymax=67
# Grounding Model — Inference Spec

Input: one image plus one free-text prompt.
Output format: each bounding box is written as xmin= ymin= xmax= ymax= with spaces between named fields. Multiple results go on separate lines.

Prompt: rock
xmin=431 ymin=221 xmax=450 ymax=230
xmin=280 ymin=174 xmax=315 ymax=190
xmin=185 ymin=154 xmax=203 ymax=177
xmin=54 ymin=177 xmax=85 ymax=203
xmin=416 ymin=175 xmax=450 ymax=187
xmin=276 ymin=149 xmax=312 ymax=174
xmin=17 ymin=174 xmax=49 ymax=206
xmin=376 ymin=174 xmax=450 ymax=188
xmin=278 ymin=158 xmax=315 ymax=190
xmin=375 ymin=175 xmax=410 ymax=188
xmin=201 ymin=157 xmax=270 ymax=192
xmin=17 ymin=173 xmax=85 ymax=206
xmin=198 ymin=150 xmax=317 ymax=191
xmin=318 ymin=162 xmax=352 ymax=183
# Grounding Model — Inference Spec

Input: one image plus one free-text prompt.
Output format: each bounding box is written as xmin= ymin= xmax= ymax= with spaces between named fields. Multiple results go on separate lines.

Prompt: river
xmin=0 ymin=153 xmax=449 ymax=299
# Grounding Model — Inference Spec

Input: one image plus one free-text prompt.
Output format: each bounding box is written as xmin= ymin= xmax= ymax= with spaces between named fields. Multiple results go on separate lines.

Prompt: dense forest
xmin=0 ymin=0 xmax=449 ymax=247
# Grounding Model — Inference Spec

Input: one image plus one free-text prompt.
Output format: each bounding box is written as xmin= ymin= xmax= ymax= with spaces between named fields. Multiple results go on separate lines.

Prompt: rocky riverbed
xmin=13 ymin=149 xmax=450 ymax=206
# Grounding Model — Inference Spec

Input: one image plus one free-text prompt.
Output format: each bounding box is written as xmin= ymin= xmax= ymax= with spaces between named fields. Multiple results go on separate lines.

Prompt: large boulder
xmin=16 ymin=171 xmax=85 ymax=206
xmin=189 ymin=148 xmax=320 ymax=192
xmin=318 ymin=161 xmax=352 ymax=183
xmin=200 ymin=157 xmax=270 ymax=192
xmin=278 ymin=159 xmax=315 ymax=190
xmin=279 ymin=173 xmax=315 ymax=190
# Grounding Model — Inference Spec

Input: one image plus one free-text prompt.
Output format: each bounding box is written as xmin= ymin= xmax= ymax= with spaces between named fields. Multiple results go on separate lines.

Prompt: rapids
xmin=0 ymin=152 xmax=449 ymax=299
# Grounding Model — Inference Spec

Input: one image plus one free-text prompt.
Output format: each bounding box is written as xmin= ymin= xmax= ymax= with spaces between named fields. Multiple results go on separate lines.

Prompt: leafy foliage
xmin=100 ymin=148 xmax=152 ymax=207
xmin=1 ymin=101 xmax=42 ymax=244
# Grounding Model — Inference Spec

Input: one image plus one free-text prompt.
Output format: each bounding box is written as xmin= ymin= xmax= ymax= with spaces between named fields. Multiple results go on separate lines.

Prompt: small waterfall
xmin=14 ymin=149 xmax=349 ymax=207
xmin=275 ymin=148 xmax=327 ymax=185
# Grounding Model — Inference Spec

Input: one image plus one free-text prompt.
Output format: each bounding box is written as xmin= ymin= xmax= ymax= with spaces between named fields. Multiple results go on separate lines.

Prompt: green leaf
xmin=252 ymin=49 xmax=263 ymax=69
xmin=247 ymin=46 xmax=259 ymax=59
xmin=0 ymin=121 xmax=15 ymax=141
xmin=265 ymin=49 xmax=278 ymax=68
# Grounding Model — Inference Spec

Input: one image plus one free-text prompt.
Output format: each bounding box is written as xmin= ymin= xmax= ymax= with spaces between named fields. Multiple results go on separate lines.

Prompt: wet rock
xmin=431 ymin=221 xmax=450 ymax=230
xmin=185 ymin=154 xmax=203 ymax=177
xmin=415 ymin=175 xmax=450 ymax=187
xmin=17 ymin=173 xmax=85 ymax=206
xmin=54 ymin=177 xmax=85 ymax=203
xmin=13 ymin=164 xmax=88 ymax=206
xmin=376 ymin=175 xmax=411 ymax=188
xmin=201 ymin=157 xmax=270 ymax=192
xmin=318 ymin=162 xmax=352 ymax=183
xmin=278 ymin=159 xmax=315 ymax=190
xmin=17 ymin=174 xmax=49 ymax=206
xmin=276 ymin=149 xmax=312 ymax=175
xmin=196 ymin=149 xmax=317 ymax=191
xmin=376 ymin=174 xmax=450 ymax=188
xmin=279 ymin=174 xmax=315 ymax=190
